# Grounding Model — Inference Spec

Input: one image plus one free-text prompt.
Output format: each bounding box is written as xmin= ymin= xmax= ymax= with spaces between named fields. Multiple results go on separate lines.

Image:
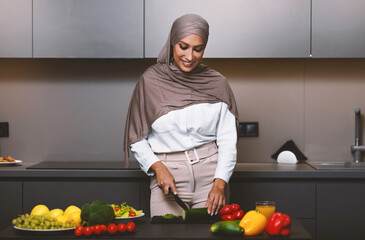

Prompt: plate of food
xmin=109 ymin=202 xmax=144 ymax=219
xmin=13 ymin=226 xmax=75 ymax=232
xmin=0 ymin=156 xmax=22 ymax=165
xmin=115 ymin=212 xmax=145 ymax=220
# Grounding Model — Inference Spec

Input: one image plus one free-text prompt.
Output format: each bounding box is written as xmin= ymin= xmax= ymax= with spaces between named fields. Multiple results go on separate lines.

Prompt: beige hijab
xmin=124 ymin=14 xmax=238 ymax=167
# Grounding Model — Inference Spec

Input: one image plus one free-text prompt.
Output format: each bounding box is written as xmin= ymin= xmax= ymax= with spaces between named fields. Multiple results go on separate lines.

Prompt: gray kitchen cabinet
xmin=317 ymin=183 xmax=365 ymax=240
xmin=0 ymin=0 xmax=32 ymax=57
xmin=145 ymin=0 xmax=311 ymax=58
xmin=0 ymin=182 xmax=22 ymax=231
xmin=230 ymin=182 xmax=316 ymax=238
xmin=33 ymin=0 xmax=143 ymax=58
xmin=23 ymin=181 xmax=141 ymax=213
xmin=312 ymin=0 xmax=365 ymax=58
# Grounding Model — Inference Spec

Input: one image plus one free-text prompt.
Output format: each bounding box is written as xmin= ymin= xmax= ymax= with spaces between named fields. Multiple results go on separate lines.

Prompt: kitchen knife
xmin=169 ymin=188 xmax=188 ymax=210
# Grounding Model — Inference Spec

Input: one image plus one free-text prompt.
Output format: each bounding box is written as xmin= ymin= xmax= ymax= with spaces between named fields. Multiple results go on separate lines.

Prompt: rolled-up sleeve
xmin=214 ymin=103 xmax=237 ymax=183
xmin=130 ymin=137 xmax=160 ymax=176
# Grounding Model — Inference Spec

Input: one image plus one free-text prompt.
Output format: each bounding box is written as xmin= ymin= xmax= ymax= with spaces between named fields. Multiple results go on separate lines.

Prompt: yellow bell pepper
xmin=239 ymin=210 xmax=267 ymax=236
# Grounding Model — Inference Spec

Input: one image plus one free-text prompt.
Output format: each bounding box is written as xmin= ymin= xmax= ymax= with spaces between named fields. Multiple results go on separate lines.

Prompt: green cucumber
xmin=182 ymin=208 xmax=213 ymax=221
xmin=210 ymin=220 xmax=244 ymax=237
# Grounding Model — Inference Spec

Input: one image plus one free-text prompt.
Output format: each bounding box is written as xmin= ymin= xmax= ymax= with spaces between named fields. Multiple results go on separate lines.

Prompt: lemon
xmin=64 ymin=205 xmax=81 ymax=218
xmin=56 ymin=215 xmax=68 ymax=224
xmin=30 ymin=205 xmax=49 ymax=216
xmin=68 ymin=211 xmax=82 ymax=225
xmin=48 ymin=208 xmax=64 ymax=218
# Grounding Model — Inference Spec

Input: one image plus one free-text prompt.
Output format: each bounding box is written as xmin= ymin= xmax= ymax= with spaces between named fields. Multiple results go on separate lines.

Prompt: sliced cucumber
xmin=182 ymin=208 xmax=212 ymax=221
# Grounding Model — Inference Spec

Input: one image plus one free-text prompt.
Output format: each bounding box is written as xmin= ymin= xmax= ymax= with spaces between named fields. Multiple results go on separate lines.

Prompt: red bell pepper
xmin=265 ymin=212 xmax=291 ymax=236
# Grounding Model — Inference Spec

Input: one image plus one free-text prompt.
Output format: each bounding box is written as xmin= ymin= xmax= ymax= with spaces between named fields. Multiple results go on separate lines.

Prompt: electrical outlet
xmin=0 ymin=122 xmax=9 ymax=138
xmin=238 ymin=122 xmax=259 ymax=137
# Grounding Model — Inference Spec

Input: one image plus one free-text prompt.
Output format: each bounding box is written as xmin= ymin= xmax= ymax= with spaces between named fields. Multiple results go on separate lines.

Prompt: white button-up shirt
xmin=130 ymin=102 xmax=237 ymax=183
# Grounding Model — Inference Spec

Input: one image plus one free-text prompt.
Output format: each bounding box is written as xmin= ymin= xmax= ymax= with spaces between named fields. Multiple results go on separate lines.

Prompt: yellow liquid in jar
xmin=256 ymin=206 xmax=276 ymax=221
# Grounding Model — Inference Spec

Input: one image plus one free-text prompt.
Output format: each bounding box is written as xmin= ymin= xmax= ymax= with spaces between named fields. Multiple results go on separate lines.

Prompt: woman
xmin=124 ymin=14 xmax=239 ymax=217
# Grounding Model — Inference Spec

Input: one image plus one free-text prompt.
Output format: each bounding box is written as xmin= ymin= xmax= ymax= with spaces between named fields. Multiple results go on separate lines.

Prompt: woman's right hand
xmin=150 ymin=161 xmax=177 ymax=195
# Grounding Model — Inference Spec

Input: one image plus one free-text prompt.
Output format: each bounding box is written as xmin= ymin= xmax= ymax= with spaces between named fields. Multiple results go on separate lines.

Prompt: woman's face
xmin=172 ymin=34 xmax=205 ymax=72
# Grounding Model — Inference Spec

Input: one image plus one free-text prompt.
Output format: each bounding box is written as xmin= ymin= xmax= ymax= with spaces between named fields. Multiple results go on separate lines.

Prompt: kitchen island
xmin=2 ymin=161 xmax=365 ymax=239
xmin=0 ymin=218 xmax=311 ymax=239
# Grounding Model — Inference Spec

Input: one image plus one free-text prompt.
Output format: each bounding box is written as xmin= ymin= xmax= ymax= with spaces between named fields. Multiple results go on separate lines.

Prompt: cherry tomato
xmin=230 ymin=203 xmax=241 ymax=211
xmin=233 ymin=210 xmax=245 ymax=220
xmin=83 ymin=226 xmax=93 ymax=236
xmin=75 ymin=225 xmax=84 ymax=232
xmin=93 ymin=225 xmax=102 ymax=235
xmin=100 ymin=224 xmax=107 ymax=232
xmin=126 ymin=222 xmax=136 ymax=232
xmin=129 ymin=212 xmax=136 ymax=217
xmin=74 ymin=228 xmax=83 ymax=236
xmin=117 ymin=223 xmax=127 ymax=232
xmin=221 ymin=214 xmax=234 ymax=221
xmin=114 ymin=207 xmax=121 ymax=211
xmin=219 ymin=205 xmax=233 ymax=215
xmin=107 ymin=223 xmax=118 ymax=234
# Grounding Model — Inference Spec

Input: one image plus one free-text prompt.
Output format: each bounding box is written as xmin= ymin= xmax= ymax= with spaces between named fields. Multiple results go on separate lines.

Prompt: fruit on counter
xmin=219 ymin=203 xmax=245 ymax=221
xmin=239 ymin=210 xmax=267 ymax=236
xmin=74 ymin=222 xmax=135 ymax=237
xmin=109 ymin=202 xmax=143 ymax=218
xmin=67 ymin=211 xmax=82 ymax=225
xmin=182 ymin=208 xmax=219 ymax=221
xmin=265 ymin=212 xmax=291 ymax=236
xmin=30 ymin=204 xmax=49 ymax=216
xmin=210 ymin=220 xmax=244 ymax=237
xmin=81 ymin=200 xmax=115 ymax=226
xmin=64 ymin=205 xmax=81 ymax=218
xmin=12 ymin=214 xmax=77 ymax=230
xmin=47 ymin=208 xmax=64 ymax=218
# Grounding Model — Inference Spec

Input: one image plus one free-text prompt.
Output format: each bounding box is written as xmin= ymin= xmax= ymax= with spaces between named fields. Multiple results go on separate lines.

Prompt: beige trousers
xmin=150 ymin=142 xmax=228 ymax=217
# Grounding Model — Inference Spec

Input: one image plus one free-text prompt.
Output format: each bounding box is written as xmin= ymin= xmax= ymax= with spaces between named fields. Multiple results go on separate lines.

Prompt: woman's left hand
xmin=205 ymin=178 xmax=226 ymax=216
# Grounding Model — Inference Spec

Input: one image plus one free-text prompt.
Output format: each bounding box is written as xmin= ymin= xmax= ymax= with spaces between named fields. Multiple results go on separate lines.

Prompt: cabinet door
xmin=312 ymin=0 xmax=365 ymax=57
xmin=145 ymin=0 xmax=310 ymax=58
xmin=0 ymin=0 xmax=32 ymax=57
xmin=33 ymin=0 xmax=143 ymax=58
xmin=317 ymin=183 xmax=365 ymax=240
xmin=0 ymin=181 xmax=22 ymax=230
xmin=23 ymin=181 xmax=141 ymax=213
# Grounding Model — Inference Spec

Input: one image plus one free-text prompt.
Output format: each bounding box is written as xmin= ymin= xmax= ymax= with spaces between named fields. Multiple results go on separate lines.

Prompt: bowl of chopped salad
xmin=109 ymin=202 xmax=144 ymax=220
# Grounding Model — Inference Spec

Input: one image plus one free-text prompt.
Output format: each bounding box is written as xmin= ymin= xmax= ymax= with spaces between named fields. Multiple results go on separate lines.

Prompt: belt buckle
xmin=185 ymin=148 xmax=199 ymax=165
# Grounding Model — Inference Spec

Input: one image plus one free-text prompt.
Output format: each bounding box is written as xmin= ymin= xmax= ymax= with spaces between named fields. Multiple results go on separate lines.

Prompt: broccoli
xmin=81 ymin=200 xmax=115 ymax=226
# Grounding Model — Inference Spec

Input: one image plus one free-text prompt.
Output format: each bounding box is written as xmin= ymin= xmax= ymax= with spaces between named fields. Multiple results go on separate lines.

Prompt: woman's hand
xmin=205 ymin=178 xmax=226 ymax=216
xmin=150 ymin=161 xmax=177 ymax=195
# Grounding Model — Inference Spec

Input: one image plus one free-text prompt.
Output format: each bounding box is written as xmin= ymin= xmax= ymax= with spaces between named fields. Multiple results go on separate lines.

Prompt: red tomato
xmin=117 ymin=223 xmax=127 ymax=232
xmin=114 ymin=207 xmax=121 ymax=211
xmin=74 ymin=228 xmax=83 ymax=236
xmin=230 ymin=203 xmax=241 ymax=211
xmin=219 ymin=205 xmax=233 ymax=215
xmin=75 ymin=225 xmax=83 ymax=232
xmin=100 ymin=224 xmax=107 ymax=232
xmin=93 ymin=225 xmax=102 ymax=235
xmin=83 ymin=226 xmax=93 ymax=236
xmin=129 ymin=212 xmax=136 ymax=217
xmin=221 ymin=214 xmax=234 ymax=221
xmin=126 ymin=222 xmax=136 ymax=232
xmin=107 ymin=223 xmax=118 ymax=234
xmin=233 ymin=210 xmax=245 ymax=220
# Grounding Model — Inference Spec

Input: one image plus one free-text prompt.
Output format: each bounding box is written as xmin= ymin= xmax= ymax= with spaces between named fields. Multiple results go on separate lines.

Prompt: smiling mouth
xmin=181 ymin=60 xmax=194 ymax=67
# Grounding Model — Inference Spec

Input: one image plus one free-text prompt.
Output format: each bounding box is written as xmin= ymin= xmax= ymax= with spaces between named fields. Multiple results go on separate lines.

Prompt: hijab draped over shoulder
xmin=123 ymin=14 xmax=239 ymax=167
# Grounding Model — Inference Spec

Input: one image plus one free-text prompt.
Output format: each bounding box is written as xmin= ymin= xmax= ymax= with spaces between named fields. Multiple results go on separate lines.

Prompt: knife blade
xmin=169 ymin=188 xmax=188 ymax=210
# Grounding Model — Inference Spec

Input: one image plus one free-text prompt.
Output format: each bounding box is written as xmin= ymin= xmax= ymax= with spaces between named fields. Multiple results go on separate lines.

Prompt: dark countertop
xmin=0 ymin=218 xmax=312 ymax=240
xmin=1 ymin=161 xmax=365 ymax=179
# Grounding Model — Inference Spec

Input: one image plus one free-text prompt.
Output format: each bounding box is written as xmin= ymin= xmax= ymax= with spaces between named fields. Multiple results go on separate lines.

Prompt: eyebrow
xmin=179 ymin=41 xmax=205 ymax=48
